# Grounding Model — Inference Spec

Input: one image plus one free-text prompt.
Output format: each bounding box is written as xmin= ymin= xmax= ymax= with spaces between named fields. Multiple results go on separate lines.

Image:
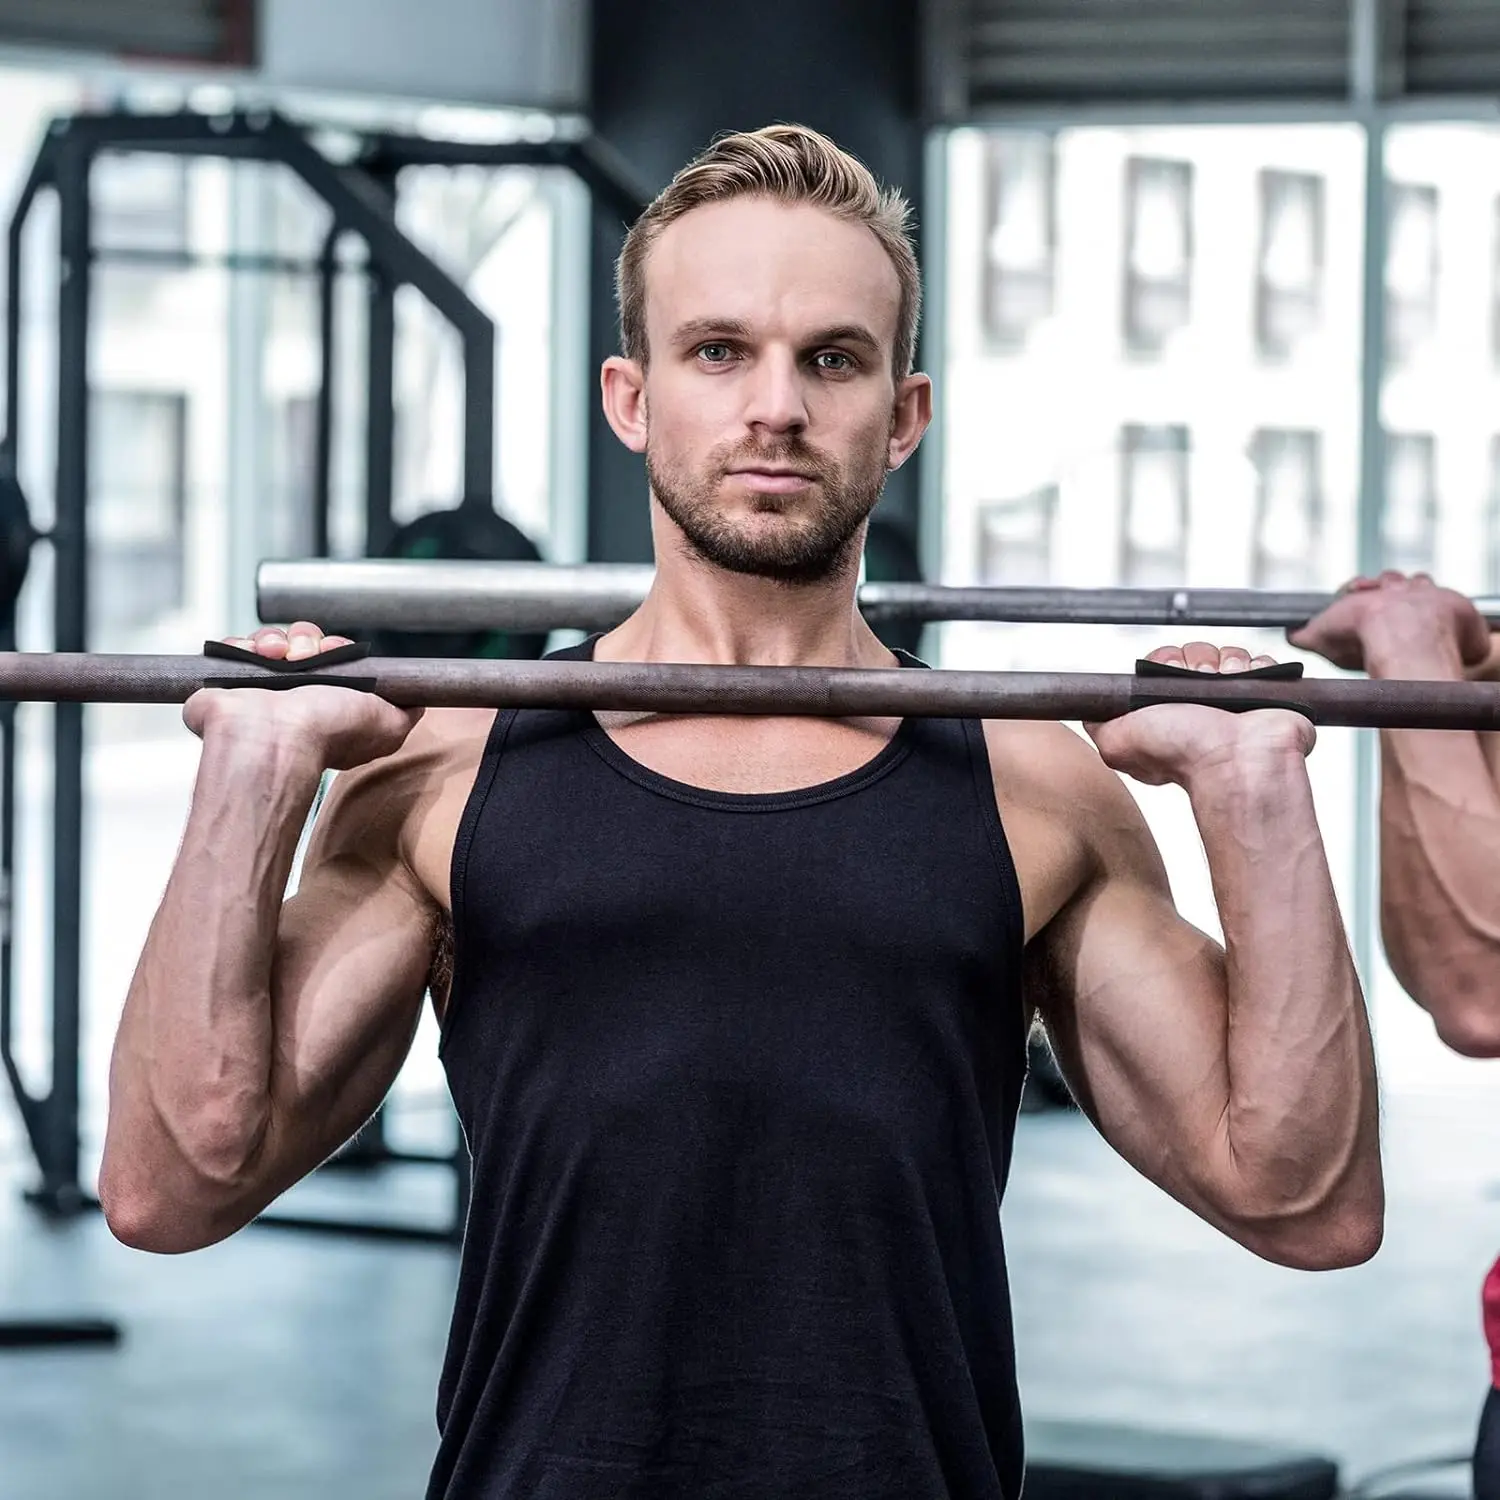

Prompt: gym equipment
xmin=0 ymin=107 xmax=646 ymax=1260
xmin=366 ymin=508 xmax=549 ymax=664
xmin=0 ymin=647 xmax=1497 ymax=730
xmin=256 ymin=557 xmax=1500 ymax=635
xmin=1024 ymin=1419 xmax=1340 ymax=1499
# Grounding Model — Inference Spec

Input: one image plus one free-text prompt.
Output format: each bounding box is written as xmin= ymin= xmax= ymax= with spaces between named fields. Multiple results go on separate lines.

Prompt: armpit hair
xmin=428 ymin=910 xmax=454 ymax=1011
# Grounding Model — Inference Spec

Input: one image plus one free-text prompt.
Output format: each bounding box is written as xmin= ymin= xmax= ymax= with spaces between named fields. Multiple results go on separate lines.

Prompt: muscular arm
xmin=1013 ymin=725 xmax=1382 ymax=1270
xmin=1371 ymin=635 xmax=1500 ymax=1055
xmin=99 ymin=728 xmax=440 ymax=1253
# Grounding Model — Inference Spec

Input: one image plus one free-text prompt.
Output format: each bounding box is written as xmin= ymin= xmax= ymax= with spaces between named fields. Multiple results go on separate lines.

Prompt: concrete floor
xmin=0 ymin=1084 xmax=1495 ymax=1499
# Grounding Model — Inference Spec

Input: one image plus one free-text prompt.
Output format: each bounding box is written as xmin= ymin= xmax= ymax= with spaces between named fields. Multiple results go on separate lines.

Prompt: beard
xmin=646 ymin=433 xmax=888 ymax=584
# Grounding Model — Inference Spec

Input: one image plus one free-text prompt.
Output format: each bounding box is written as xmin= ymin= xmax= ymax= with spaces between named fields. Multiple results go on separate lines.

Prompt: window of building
xmin=977 ymin=485 xmax=1058 ymax=585
xmin=1256 ymin=170 xmax=1325 ymax=361
xmin=981 ymin=134 xmax=1056 ymax=351
xmin=89 ymin=389 xmax=187 ymax=635
xmin=1120 ymin=424 xmax=1190 ymax=584
xmin=1250 ymin=429 xmax=1324 ymax=588
xmin=1123 ymin=157 xmax=1193 ymax=357
xmin=91 ymin=150 xmax=189 ymax=253
xmin=1382 ymin=432 xmax=1438 ymax=572
xmin=1385 ymin=182 xmax=1439 ymax=368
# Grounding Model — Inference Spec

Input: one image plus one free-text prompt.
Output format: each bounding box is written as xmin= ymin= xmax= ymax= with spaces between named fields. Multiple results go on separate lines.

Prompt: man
xmin=101 ymin=125 xmax=1382 ymax=1500
xmin=1294 ymin=572 xmax=1500 ymax=1499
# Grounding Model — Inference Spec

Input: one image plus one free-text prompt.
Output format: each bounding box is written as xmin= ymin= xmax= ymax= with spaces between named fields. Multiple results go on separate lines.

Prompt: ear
xmin=887 ymin=372 xmax=933 ymax=472
xmin=601 ymin=356 xmax=648 ymax=454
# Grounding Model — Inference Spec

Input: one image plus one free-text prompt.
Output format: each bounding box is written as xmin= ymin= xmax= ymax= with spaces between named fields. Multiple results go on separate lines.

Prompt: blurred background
xmin=0 ymin=3 xmax=1498 ymax=1497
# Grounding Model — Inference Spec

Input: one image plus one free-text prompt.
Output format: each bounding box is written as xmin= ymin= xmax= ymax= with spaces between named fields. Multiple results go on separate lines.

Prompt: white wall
xmin=258 ymin=0 xmax=588 ymax=111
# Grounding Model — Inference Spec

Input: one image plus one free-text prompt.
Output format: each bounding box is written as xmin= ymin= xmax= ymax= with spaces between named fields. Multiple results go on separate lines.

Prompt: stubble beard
xmin=646 ymin=436 xmax=889 ymax=585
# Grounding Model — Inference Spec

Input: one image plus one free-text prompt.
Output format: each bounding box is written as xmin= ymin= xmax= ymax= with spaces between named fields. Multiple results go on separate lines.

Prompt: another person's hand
xmin=1085 ymin=642 xmax=1314 ymax=788
xmin=183 ymin=622 xmax=423 ymax=770
xmin=1289 ymin=571 xmax=1491 ymax=678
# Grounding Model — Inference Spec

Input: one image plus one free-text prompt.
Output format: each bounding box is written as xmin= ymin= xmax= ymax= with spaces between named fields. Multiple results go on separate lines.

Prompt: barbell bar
xmin=255 ymin=559 xmax=1500 ymax=634
xmin=0 ymin=651 xmax=1497 ymax=730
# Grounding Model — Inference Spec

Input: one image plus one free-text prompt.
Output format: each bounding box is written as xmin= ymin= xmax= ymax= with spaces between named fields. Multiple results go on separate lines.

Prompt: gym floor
xmin=1 ymin=1082 xmax=1495 ymax=1499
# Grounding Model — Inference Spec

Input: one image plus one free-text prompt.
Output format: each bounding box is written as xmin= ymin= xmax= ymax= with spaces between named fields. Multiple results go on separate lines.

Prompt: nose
xmin=741 ymin=347 xmax=809 ymax=436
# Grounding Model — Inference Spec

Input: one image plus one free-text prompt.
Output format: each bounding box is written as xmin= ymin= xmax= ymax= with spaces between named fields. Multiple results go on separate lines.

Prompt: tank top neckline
xmin=568 ymin=635 xmax=925 ymax=813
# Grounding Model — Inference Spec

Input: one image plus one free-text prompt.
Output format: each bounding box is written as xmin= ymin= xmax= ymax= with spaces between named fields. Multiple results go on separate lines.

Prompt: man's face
xmin=635 ymin=197 xmax=911 ymax=584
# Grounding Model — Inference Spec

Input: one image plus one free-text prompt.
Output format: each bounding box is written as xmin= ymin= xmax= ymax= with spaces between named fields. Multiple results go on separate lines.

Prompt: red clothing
xmin=1484 ymin=1255 xmax=1500 ymax=1388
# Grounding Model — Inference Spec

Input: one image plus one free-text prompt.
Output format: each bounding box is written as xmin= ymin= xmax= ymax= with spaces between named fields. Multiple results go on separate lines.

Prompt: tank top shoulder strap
xmin=450 ymin=637 xmax=596 ymax=941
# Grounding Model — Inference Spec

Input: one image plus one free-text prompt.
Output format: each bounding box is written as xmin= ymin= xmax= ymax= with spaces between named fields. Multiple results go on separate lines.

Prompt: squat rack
xmin=0 ymin=106 xmax=647 ymax=1317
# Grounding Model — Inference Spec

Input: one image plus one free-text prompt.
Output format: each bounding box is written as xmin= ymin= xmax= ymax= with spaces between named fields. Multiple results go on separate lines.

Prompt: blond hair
xmin=616 ymin=124 xmax=921 ymax=380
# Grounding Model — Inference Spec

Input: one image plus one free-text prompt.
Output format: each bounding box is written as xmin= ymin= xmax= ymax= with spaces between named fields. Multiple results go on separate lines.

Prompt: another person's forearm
xmin=101 ymin=730 xmax=322 ymax=1220
xmin=1365 ymin=640 xmax=1500 ymax=1050
xmin=1188 ymin=753 xmax=1381 ymax=1243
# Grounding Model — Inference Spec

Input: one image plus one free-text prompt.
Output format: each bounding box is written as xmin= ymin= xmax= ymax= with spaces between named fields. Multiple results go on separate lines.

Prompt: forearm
xmin=1188 ymin=753 xmax=1380 ymax=1237
xmin=102 ymin=732 xmax=323 ymax=1216
xmin=1366 ymin=644 xmax=1500 ymax=1051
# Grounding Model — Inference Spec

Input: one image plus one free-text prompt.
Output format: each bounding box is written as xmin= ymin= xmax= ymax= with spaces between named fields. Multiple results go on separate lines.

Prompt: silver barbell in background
xmin=256 ymin=559 xmax=1500 ymax=635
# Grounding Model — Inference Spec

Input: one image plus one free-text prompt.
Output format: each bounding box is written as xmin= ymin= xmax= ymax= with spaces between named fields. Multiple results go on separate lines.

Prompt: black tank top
xmin=430 ymin=640 xmax=1030 ymax=1500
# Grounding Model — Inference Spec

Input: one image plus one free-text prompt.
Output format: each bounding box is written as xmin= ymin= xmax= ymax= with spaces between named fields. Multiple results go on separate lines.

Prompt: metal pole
xmin=254 ymin=559 xmax=1500 ymax=634
xmin=1352 ymin=78 xmax=1392 ymax=987
xmin=43 ymin=134 xmax=90 ymax=1216
xmin=312 ymin=226 xmax=338 ymax=559
xmin=365 ymin=262 xmax=396 ymax=557
xmin=0 ymin=652 xmax=1496 ymax=729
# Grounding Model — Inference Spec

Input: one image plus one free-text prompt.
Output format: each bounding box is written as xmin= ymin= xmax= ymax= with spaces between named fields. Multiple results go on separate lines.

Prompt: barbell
xmin=0 ymin=647 xmax=1497 ymax=731
xmin=255 ymin=559 xmax=1500 ymax=634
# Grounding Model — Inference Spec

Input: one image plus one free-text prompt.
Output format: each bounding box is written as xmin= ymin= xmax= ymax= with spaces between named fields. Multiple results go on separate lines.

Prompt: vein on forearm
xmin=1190 ymin=760 xmax=1374 ymax=1218
xmin=1379 ymin=728 xmax=1500 ymax=991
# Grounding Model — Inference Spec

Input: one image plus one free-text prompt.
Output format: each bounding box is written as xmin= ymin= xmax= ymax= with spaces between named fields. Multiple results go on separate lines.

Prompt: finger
xmin=1217 ymin=646 xmax=1253 ymax=673
xmin=1341 ymin=576 xmax=1376 ymax=593
xmin=221 ymin=636 xmax=256 ymax=651
xmin=250 ymin=626 xmax=289 ymax=659
xmin=1250 ymin=654 xmax=1279 ymax=671
xmin=1142 ymin=644 xmax=1187 ymax=668
xmin=285 ymin=621 xmax=326 ymax=661
xmin=1180 ymin=641 xmax=1221 ymax=672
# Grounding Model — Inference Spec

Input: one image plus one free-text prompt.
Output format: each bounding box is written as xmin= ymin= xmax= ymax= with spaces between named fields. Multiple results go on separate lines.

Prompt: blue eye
xmin=698 ymin=343 xmax=733 ymax=363
xmin=815 ymin=350 xmax=854 ymax=371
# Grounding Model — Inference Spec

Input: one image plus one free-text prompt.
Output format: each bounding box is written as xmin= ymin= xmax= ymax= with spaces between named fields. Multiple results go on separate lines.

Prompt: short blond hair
xmin=616 ymin=124 xmax=921 ymax=381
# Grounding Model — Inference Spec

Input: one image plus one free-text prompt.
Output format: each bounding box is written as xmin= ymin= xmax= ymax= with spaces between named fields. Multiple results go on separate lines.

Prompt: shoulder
xmin=980 ymin=717 xmax=1144 ymax=832
xmin=979 ymin=717 xmax=1170 ymax=941
xmin=303 ymin=707 xmax=497 ymax=903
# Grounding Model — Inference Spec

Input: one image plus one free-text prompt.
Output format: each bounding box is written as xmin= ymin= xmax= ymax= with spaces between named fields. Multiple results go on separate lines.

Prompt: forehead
xmin=644 ymin=196 xmax=901 ymax=347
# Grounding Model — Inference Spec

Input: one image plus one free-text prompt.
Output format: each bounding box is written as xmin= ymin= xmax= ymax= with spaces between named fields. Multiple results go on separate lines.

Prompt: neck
xmin=596 ymin=504 xmax=896 ymax=669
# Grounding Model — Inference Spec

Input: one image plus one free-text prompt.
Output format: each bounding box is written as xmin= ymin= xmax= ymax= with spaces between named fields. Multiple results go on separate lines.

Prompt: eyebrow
xmin=669 ymin=317 xmax=753 ymax=350
xmin=667 ymin=318 xmax=884 ymax=356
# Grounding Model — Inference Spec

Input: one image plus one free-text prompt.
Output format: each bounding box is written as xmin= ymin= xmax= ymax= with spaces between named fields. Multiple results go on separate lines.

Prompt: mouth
xmin=726 ymin=468 xmax=818 ymax=494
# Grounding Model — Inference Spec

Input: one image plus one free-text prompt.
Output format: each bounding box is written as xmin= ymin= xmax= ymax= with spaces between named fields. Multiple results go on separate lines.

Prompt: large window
xmin=940 ymin=120 xmax=1365 ymax=1066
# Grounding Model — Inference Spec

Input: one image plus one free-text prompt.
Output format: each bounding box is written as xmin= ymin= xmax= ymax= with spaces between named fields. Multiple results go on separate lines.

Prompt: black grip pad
xmin=201 ymin=639 xmax=377 ymax=693
xmin=1129 ymin=657 xmax=1311 ymax=717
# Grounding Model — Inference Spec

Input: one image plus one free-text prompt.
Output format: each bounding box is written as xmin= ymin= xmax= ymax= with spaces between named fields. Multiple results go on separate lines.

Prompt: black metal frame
xmin=0 ymin=106 xmax=647 ymax=1276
